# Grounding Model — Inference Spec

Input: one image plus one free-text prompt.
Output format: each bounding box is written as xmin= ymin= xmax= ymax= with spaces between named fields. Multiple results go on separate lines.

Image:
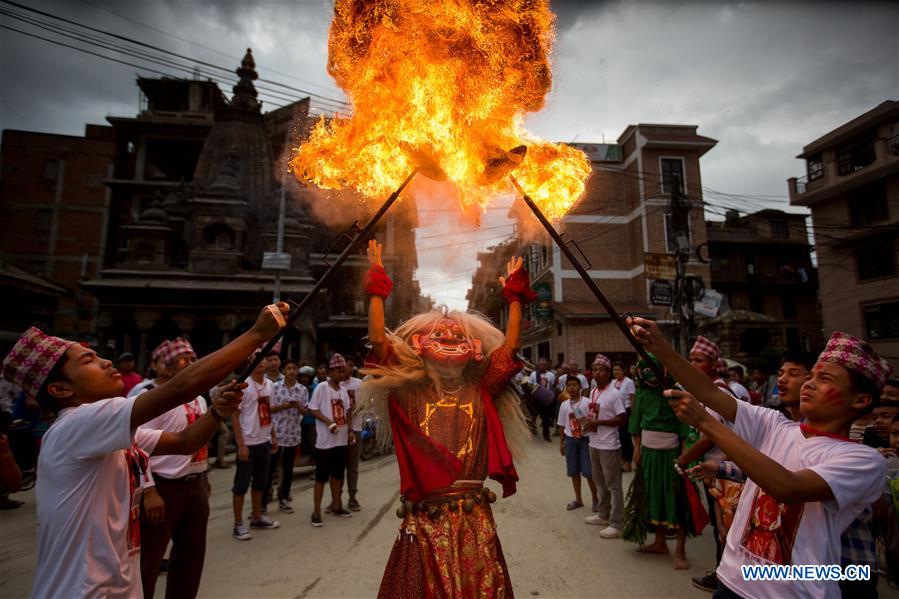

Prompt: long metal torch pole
xmin=510 ymin=177 xmax=666 ymax=381
xmin=237 ymin=168 xmax=419 ymax=381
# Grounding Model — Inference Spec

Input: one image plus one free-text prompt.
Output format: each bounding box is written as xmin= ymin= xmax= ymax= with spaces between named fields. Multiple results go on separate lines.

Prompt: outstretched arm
xmin=627 ymin=316 xmax=737 ymax=423
xmin=499 ymin=256 xmax=524 ymax=353
xmin=366 ymin=239 xmax=389 ymax=360
xmin=669 ymin=390 xmax=834 ymax=503
xmin=132 ymin=304 xmax=287 ymax=429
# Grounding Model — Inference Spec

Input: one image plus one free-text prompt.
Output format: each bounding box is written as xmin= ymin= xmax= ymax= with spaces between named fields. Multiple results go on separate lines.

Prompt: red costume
xmin=365 ymin=264 xmax=532 ymax=598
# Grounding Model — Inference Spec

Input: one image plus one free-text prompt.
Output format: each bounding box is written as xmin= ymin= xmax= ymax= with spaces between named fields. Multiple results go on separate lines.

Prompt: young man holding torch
xmin=627 ymin=316 xmax=888 ymax=599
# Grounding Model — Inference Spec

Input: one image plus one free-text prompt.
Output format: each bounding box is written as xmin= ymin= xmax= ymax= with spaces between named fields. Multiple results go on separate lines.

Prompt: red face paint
xmin=824 ymin=388 xmax=843 ymax=406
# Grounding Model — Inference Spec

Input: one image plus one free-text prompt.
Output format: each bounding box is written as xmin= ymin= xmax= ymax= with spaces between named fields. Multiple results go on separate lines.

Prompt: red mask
xmin=411 ymin=318 xmax=484 ymax=367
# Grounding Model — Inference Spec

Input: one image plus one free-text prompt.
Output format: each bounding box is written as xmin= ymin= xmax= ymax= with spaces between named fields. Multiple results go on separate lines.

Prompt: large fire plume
xmin=289 ymin=0 xmax=590 ymax=220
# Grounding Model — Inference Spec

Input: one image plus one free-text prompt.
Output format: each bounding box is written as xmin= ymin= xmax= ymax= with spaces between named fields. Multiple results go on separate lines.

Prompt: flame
xmin=289 ymin=0 xmax=590 ymax=220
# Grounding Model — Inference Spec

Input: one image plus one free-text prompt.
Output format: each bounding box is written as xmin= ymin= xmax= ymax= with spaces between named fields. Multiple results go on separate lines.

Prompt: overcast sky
xmin=1 ymin=1 xmax=897 ymax=309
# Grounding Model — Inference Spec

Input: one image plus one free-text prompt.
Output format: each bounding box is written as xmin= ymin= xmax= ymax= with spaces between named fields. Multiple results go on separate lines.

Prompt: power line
xmin=0 ymin=0 xmax=350 ymax=110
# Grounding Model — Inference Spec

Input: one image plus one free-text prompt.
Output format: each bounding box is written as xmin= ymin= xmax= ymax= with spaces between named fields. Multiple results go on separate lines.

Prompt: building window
xmin=855 ymin=238 xmax=896 ymax=281
xmin=660 ymin=158 xmax=685 ymax=195
xmin=771 ymin=221 xmax=789 ymax=239
xmin=863 ymin=301 xmax=899 ymax=340
xmin=781 ymin=293 xmax=797 ymax=320
xmin=35 ymin=209 xmax=51 ymax=232
xmin=664 ymin=212 xmax=691 ymax=253
xmin=538 ymin=341 xmax=550 ymax=360
xmin=836 ymin=138 xmax=876 ymax=176
xmin=806 ymin=155 xmax=824 ymax=181
xmin=42 ymin=159 xmax=59 ymax=181
xmin=848 ymin=182 xmax=889 ymax=226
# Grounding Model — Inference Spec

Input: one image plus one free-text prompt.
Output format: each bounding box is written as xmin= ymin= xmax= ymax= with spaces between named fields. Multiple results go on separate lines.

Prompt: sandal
xmin=566 ymin=500 xmax=584 ymax=511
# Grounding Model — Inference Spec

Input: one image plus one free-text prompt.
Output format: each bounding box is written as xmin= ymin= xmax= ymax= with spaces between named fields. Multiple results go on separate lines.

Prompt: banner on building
xmin=644 ymin=253 xmax=677 ymax=280
xmin=649 ymin=280 xmax=674 ymax=306
xmin=694 ymin=289 xmax=723 ymax=318
xmin=533 ymin=282 xmax=552 ymax=319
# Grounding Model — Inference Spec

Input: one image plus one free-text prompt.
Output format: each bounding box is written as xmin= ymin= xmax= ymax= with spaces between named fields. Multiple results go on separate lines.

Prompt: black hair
xmin=282 ymin=358 xmax=299 ymax=369
xmin=847 ymin=369 xmax=880 ymax=416
xmin=34 ymin=353 xmax=71 ymax=413
xmin=779 ymin=350 xmax=817 ymax=371
xmin=728 ymin=365 xmax=744 ymax=378
xmin=611 ymin=361 xmax=624 ymax=370
xmin=266 ymin=351 xmax=281 ymax=359
xmin=887 ymin=379 xmax=899 ymax=388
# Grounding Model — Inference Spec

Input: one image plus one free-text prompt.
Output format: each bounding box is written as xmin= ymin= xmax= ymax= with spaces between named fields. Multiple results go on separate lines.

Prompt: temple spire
xmin=231 ymin=48 xmax=260 ymax=111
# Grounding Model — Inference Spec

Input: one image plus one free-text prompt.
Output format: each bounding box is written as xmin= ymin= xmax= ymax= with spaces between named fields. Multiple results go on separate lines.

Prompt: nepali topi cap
xmin=151 ymin=340 xmax=170 ymax=362
xmin=157 ymin=338 xmax=195 ymax=365
xmin=690 ymin=335 xmax=720 ymax=361
xmin=818 ymin=331 xmax=893 ymax=391
xmin=592 ymin=354 xmax=611 ymax=369
xmin=329 ymin=353 xmax=347 ymax=369
xmin=2 ymin=327 xmax=77 ymax=399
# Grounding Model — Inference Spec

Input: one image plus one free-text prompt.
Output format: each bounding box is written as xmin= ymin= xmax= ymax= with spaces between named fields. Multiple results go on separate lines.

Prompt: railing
xmin=889 ymin=134 xmax=899 ymax=156
xmin=795 ymin=175 xmax=808 ymax=195
xmin=837 ymin=139 xmax=876 ymax=175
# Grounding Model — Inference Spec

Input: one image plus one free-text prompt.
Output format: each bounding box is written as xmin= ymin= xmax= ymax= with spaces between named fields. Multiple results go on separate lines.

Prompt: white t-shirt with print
xmin=557 ymin=397 xmax=590 ymax=438
xmin=527 ymin=370 xmax=556 ymax=390
xmin=32 ymin=397 xmax=162 ymax=599
xmin=586 ymin=385 xmax=627 ymax=450
xmin=716 ymin=401 xmax=884 ymax=599
xmin=309 ymin=382 xmax=351 ymax=450
xmin=341 ymin=376 xmax=363 ymax=432
xmin=138 ymin=394 xmax=207 ymax=481
xmin=610 ymin=376 xmax=636 ymax=409
xmin=239 ymin=377 xmax=274 ymax=447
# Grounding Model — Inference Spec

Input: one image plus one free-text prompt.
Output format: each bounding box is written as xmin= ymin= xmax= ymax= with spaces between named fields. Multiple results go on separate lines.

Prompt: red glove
xmin=502 ymin=268 xmax=537 ymax=305
xmin=364 ymin=265 xmax=393 ymax=298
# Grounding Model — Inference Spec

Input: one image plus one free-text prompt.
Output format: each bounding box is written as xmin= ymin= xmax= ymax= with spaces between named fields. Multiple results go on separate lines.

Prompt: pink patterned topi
xmin=2 ymin=327 xmax=77 ymax=399
xmin=818 ymin=331 xmax=893 ymax=391
xmin=690 ymin=335 xmax=720 ymax=361
xmin=156 ymin=338 xmax=195 ymax=365
xmin=592 ymin=354 xmax=611 ymax=369
xmin=329 ymin=353 xmax=347 ymax=369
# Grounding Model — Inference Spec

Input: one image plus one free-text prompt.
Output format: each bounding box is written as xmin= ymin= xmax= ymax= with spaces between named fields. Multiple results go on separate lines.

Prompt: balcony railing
xmin=837 ymin=139 xmax=876 ymax=175
xmin=890 ymin=134 xmax=899 ymax=156
xmin=795 ymin=175 xmax=809 ymax=195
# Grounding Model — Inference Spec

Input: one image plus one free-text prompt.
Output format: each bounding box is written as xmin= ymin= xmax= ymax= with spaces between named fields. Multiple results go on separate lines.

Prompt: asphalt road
xmin=2 ymin=436 xmax=724 ymax=598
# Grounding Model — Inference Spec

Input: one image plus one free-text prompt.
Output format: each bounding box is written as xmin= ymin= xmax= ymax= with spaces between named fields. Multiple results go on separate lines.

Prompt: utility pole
xmin=669 ymin=172 xmax=692 ymax=355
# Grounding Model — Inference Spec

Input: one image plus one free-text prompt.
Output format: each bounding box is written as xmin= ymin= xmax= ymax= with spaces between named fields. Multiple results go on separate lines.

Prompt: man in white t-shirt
xmin=629 ymin=319 xmax=890 ymax=599
xmin=307 ymin=353 xmax=352 ymax=527
xmin=610 ymin=361 xmax=637 ymax=472
xmin=583 ymin=354 xmax=627 ymax=538
xmin=1 ymin=303 xmax=286 ymax=598
xmin=231 ymin=353 xmax=280 ymax=540
xmin=556 ymin=359 xmax=588 ymax=397
xmin=341 ymin=363 xmax=364 ymax=512
xmin=528 ymin=358 xmax=557 ymax=442
xmin=137 ymin=338 xmax=210 ymax=599
xmin=727 ymin=366 xmax=752 ymax=403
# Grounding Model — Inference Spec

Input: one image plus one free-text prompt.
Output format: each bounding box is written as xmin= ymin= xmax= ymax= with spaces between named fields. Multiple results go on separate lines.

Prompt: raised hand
xmin=250 ymin=302 xmax=289 ymax=342
xmin=498 ymin=255 xmax=524 ymax=287
xmin=212 ymin=381 xmax=246 ymax=418
xmin=626 ymin=316 xmax=664 ymax=353
xmin=665 ymin=388 xmax=711 ymax=428
xmin=367 ymin=239 xmax=383 ymax=268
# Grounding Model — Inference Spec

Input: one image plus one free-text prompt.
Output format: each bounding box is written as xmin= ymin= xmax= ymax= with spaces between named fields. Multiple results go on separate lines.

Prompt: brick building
xmin=0 ymin=125 xmax=116 ymax=349
xmin=474 ymin=124 xmax=717 ymax=368
xmin=703 ymin=209 xmax=822 ymax=361
xmin=788 ymin=100 xmax=899 ymax=370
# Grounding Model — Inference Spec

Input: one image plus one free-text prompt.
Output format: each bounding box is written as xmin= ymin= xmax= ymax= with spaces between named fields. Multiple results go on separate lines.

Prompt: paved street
xmin=1 ymin=436 xmax=720 ymax=598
